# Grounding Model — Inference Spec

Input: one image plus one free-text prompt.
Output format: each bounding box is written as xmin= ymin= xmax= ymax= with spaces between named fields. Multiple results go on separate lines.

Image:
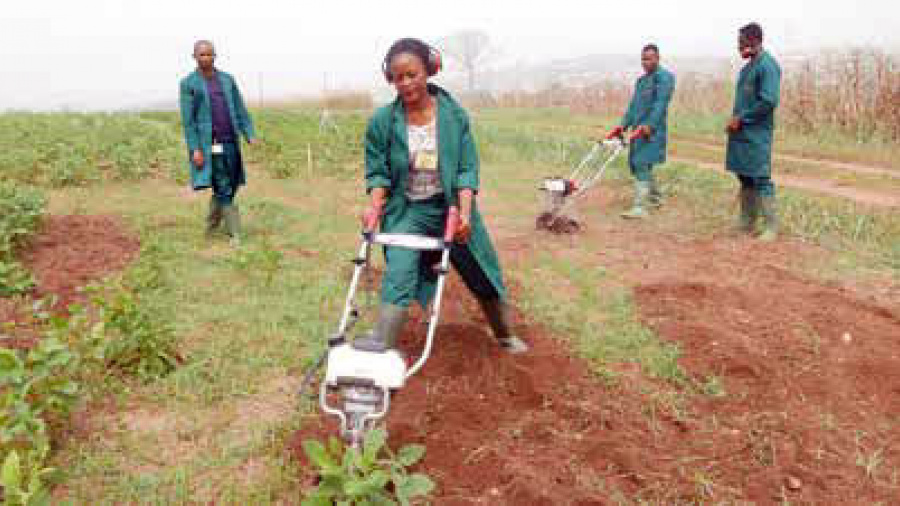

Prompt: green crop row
xmin=0 ymin=182 xmax=47 ymax=296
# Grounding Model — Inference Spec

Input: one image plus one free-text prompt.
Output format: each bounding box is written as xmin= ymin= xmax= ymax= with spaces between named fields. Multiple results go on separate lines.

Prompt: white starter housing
xmin=324 ymin=344 xmax=408 ymax=390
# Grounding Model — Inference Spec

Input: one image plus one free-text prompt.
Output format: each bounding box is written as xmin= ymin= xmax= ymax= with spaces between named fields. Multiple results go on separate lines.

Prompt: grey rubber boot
xmin=648 ymin=176 xmax=663 ymax=209
xmin=353 ymin=304 xmax=408 ymax=353
xmin=478 ymin=298 xmax=529 ymax=354
xmin=738 ymin=187 xmax=757 ymax=233
xmin=205 ymin=196 xmax=223 ymax=238
xmin=222 ymin=204 xmax=241 ymax=246
xmin=621 ymin=181 xmax=651 ymax=219
xmin=757 ymin=194 xmax=778 ymax=242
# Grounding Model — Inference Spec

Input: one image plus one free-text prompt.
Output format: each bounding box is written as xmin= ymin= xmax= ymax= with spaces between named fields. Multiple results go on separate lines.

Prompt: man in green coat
xmin=606 ymin=44 xmax=676 ymax=219
xmin=179 ymin=40 xmax=258 ymax=245
xmin=726 ymin=23 xmax=782 ymax=241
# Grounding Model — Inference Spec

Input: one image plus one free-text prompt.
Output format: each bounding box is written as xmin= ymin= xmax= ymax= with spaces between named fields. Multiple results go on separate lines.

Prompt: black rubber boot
xmin=352 ymin=304 xmax=408 ymax=353
xmin=738 ymin=187 xmax=757 ymax=233
xmin=478 ymin=298 xmax=529 ymax=354
xmin=222 ymin=204 xmax=241 ymax=246
xmin=648 ymin=175 xmax=663 ymax=209
xmin=621 ymin=181 xmax=651 ymax=219
xmin=757 ymin=194 xmax=778 ymax=242
xmin=206 ymin=195 xmax=223 ymax=238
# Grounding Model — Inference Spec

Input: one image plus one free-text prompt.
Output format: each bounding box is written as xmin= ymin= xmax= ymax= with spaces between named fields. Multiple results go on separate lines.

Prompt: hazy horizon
xmin=4 ymin=0 xmax=899 ymax=111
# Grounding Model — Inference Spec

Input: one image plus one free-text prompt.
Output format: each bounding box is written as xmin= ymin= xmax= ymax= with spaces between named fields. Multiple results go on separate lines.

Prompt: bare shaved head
xmin=193 ymin=40 xmax=215 ymax=56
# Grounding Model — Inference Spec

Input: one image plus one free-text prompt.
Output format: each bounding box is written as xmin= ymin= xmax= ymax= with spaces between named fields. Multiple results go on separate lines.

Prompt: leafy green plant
xmin=0 ymin=339 xmax=80 ymax=450
xmin=89 ymin=285 xmax=178 ymax=381
xmin=228 ymin=237 xmax=284 ymax=287
xmin=302 ymin=429 xmax=434 ymax=505
xmin=0 ymin=262 xmax=34 ymax=297
xmin=0 ymin=113 xmax=182 ymax=188
xmin=1 ymin=445 xmax=55 ymax=506
xmin=0 ymin=182 xmax=46 ymax=296
xmin=0 ymin=338 xmax=79 ymax=506
xmin=80 ymin=238 xmax=179 ymax=382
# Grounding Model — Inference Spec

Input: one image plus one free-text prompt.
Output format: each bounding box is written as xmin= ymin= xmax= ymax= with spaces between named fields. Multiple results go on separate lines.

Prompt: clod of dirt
xmin=535 ymin=212 xmax=581 ymax=234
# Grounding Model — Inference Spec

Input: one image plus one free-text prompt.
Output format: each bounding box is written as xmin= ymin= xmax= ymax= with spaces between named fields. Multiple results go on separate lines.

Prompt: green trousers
xmin=211 ymin=141 xmax=241 ymax=205
xmin=629 ymin=162 xmax=655 ymax=182
xmin=737 ymin=175 xmax=775 ymax=197
xmin=381 ymin=197 xmax=498 ymax=308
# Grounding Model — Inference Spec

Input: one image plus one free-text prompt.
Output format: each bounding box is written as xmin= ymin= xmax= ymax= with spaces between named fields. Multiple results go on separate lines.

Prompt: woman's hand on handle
xmin=362 ymin=188 xmax=388 ymax=231
xmin=454 ymin=189 xmax=474 ymax=243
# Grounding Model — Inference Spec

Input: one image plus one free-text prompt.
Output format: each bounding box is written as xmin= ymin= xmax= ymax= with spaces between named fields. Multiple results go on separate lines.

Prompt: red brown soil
xmin=290 ymin=188 xmax=900 ymax=503
xmin=290 ymin=277 xmax=648 ymax=504
xmin=1 ymin=215 xmax=140 ymax=348
xmin=22 ymin=214 xmax=140 ymax=308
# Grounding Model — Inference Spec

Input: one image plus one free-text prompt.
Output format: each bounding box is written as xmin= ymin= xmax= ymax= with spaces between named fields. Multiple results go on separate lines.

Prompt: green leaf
xmin=300 ymin=491 xmax=334 ymax=506
xmin=365 ymin=469 xmax=391 ymax=490
xmin=317 ymin=475 xmax=344 ymax=494
xmin=363 ymin=428 xmax=387 ymax=467
xmin=0 ymin=349 xmax=24 ymax=381
xmin=395 ymin=473 xmax=435 ymax=499
xmin=344 ymin=472 xmax=387 ymax=497
xmin=327 ymin=436 xmax=344 ymax=459
xmin=396 ymin=444 xmax=426 ymax=467
xmin=367 ymin=493 xmax=398 ymax=506
xmin=2 ymin=450 xmax=22 ymax=491
xmin=344 ymin=445 xmax=361 ymax=471
xmin=302 ymin=439 xmax=338 ymax=472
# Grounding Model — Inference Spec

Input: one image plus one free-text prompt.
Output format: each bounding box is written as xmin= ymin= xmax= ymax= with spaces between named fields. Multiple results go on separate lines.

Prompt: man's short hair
xmin=193 ymin=40 xmax=215 ymax=54
xmin=739 ymin=23 xmax=764 ymax=42
xmin=642 ymin=44 xmax=660 ymax=55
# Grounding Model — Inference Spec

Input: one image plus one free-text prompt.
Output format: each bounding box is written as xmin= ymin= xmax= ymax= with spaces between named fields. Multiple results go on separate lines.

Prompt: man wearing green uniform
xmin=179 ymin=40 xmax=258 ymax=245
xmin=606 ymin=44 xmax=676 ymax=219
xmin=726 ymin=23 xmax=782 ymax=241
xmin=355 ymin=38 xmax=528 ymax=355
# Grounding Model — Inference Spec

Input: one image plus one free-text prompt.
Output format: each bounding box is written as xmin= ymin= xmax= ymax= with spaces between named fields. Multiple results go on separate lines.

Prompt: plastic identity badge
xmin=211 ymin=143 xmax=224 ymax=155
xmin=415 ymin=150 xmax=438 ymax=171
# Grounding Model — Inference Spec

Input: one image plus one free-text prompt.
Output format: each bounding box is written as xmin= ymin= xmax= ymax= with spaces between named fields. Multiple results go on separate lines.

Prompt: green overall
xmin=178 ymin=70 xmax=256 ymax=197
xmin=365 ymin=85 xmax=507 ymax=308
xmin=726 ymin=51 xmax=781 ymax=196
xmin=620 ymin=67 xmax=676 ymax=181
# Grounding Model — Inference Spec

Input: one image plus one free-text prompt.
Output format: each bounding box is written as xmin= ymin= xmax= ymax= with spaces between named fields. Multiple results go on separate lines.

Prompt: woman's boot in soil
xmin=352 ymin=304 xmax=408 ymax=352
xmin=478 ymin=298 xmax=529 ymax=354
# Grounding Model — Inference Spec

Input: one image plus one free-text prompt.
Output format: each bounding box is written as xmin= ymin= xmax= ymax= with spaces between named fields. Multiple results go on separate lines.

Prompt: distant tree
xmin=436 ymin=30 xmax=493 ymax=91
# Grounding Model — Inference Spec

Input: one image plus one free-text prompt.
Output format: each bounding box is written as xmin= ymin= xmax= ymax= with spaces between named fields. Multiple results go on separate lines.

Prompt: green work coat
xmin=620 ymin=67 xmax=675 ymax=169
xmin=178 ymin=70 xmax=256 ymax=190
xmin=364 ymin=84 xmax=507 ymax=302
xmin=726 ymin=51 xmax=782 ymax=178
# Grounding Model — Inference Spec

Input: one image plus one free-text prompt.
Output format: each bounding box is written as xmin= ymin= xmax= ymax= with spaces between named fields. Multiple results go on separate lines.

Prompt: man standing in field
xmin=606 ymin=44 xmax=676 ymax=219
xmin=726 ymin=23 xmax=782 ymax=241
xmin=179 ymin=40 xmax=258 ymax=245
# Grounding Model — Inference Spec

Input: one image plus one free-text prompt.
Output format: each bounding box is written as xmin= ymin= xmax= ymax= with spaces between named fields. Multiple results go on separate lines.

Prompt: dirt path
xmin=670 ymin=155 xmax=900 ymax=208
xmin=673 ymin=138 xmax=900 ymax=179
xmin=291 ymin=188 xmax=900 ymax=503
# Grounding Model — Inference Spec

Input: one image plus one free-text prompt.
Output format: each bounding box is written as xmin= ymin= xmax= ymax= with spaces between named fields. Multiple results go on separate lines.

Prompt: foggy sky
xmin=3 ymin=0 xmax=898 ymax=111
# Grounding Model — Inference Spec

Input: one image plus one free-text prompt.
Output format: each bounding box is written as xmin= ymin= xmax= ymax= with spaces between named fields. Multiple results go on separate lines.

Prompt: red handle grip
xmin=628 ymin=127 xmax=646 ymax=142
xmin=444 ymin=207 xmax=460 ymax=243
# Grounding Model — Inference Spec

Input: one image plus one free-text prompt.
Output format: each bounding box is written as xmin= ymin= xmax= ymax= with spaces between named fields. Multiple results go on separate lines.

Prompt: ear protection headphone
xmin=382 ymin=41 xmax=442 ymax=83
